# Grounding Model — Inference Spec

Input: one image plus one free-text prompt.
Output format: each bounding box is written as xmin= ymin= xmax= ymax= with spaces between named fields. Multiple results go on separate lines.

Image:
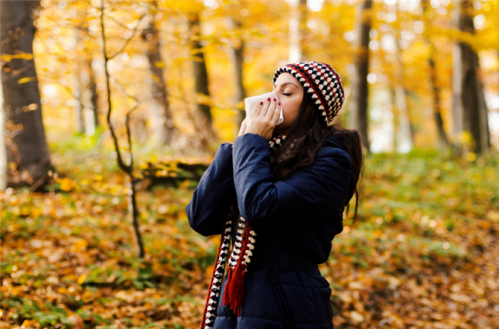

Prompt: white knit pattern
xmin=227 ymin=219 xmax=246 ymax=268
xmin=201 ymin=218 xmax=232 ymax=329
xmin=242 ymin=229 xmax=257 ymax=272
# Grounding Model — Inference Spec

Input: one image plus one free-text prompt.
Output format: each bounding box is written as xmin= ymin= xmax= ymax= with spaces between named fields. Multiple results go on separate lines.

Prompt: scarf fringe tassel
xmin=221 ymin=225 xmax=250 ymax=316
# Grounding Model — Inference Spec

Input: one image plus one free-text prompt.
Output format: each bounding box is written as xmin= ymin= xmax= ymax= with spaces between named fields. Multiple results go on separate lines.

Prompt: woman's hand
xmin=238 ymin=118 xmax=248 ymax=137
xmin=245 ymin=97 xmax=281 ymax=141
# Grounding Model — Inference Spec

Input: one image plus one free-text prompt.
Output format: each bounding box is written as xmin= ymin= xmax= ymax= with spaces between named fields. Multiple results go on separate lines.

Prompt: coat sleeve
xmin=232 ymin=133 xmax=353 ymax=231
xmin=186 ymin=143 xmax=236 ymax=237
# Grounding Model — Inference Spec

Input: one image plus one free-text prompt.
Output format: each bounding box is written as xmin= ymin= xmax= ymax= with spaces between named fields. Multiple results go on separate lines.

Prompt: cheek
xmin=281 ymin=97 xmax=301 ymax=121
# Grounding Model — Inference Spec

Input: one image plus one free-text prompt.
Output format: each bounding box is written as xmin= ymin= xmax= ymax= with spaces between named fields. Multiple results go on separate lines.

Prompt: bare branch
xmin=125 ymin=103 xmax=139 ymax=169
xmin=99 ymin=0 xmax=145 ymax=258
xmin=100 ymin=0 xmax=130 ymax=174
xmin=108 ymin=14 xmax=146 ymax=60
xmin=110 ymin=75 xmax=138 ymax=103
xmin=1 ymin=61 xmax=35 ymax=82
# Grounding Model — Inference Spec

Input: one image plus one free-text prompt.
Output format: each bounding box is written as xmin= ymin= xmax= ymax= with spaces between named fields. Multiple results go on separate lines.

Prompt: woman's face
xmin=272 ymin=73 xmax=304 ymax=135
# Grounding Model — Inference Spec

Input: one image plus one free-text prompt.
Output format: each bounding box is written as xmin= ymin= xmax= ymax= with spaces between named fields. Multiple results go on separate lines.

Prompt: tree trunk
xmin=393 ymin=84 xmax=413 ymax=152
xmin=452 ymin=43 xmax=463 ymax=151
xmin=226 ymin=16 xmax=247 ymax=127
xmin=99 ymin=0 xmax=144 ymax=258
xmin=394 ymin=2 xmax=413 ymax=152
xmin=187 ymin=13 xmax=213 ymax=126
xmin=452 ymin=0 xmax=490 ymax=155
xmin=299 ymin=0 xmax=309 ymax=61
xmin=289 ymin=0 xmax=308 ymax=62
xmin=429 ymin=49 xmax=450 ymax=148
xmin=0 ymin=85 xmax=6 ymax=190
xmin=389 ymin=87 xmax=399 ymax=152
xmin=475 ymin=53 xmax=491 ymax=153
xmin=81 ymin=4 xmax=100 ymax=131
xmin=234 ymin=38 xmax=246 ymax=126
xmin=84 ymin=58 xmax=99 ymax=135
xmin=89 ymin=60 xmax=99 ymax=128
xmin=141 ymin=0 xmax=176 ymax=145
xmin=349 ymin=0 xmax=371 ymax=150
xmin=74 ymin=61 xmax=85 ymax=134
xmin=422 ymin=0 xmax=449 ymax=148
xmin=1 ymin=0 xmax=53 ymax=189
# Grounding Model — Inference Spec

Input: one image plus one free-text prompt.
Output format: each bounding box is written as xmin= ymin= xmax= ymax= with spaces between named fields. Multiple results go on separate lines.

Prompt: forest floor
xmin=1 ymin=136 xmax=499 ymax=329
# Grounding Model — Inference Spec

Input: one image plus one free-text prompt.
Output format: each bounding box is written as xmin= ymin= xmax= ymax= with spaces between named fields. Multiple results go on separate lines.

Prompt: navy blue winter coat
xmin=186 ymin=133 xmax=353 ymax=329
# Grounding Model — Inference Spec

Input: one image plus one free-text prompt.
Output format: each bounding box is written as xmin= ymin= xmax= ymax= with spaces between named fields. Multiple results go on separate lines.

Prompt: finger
xmin=254 ymin=100 xmax=265 ymax=117
xmin=238 ymin=118 xmax=247 ymax=135
xmin=271 ymin=101 xmax=281 ymax=124
xmin=265 ymin=97 xmax=277 ymax=121
xmin=259 ymin=97 xmax=271 ymax=117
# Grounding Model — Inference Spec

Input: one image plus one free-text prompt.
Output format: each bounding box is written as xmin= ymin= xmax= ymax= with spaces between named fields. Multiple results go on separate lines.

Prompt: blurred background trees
xmin=0 ymin=0 xmax=498 ymax=234
xmin=2 ymin=0 xmax=497 ymax=189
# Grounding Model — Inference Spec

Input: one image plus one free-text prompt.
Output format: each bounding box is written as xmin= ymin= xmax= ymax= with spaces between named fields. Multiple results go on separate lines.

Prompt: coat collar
xmin=323 ymin=133 xmax=347 ymax=152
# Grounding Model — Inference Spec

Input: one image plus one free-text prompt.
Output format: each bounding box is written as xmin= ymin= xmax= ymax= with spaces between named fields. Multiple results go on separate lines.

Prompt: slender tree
xmin=379 ymin=43 xmax=400 ymax=152
xmin=422 ymin=0 xmax=449 ymax=148
xmin=226 ymin=15 xmax=247 ymax=127
xmin=389 ymin=87 xmax=399 ymax=152
xmin=289 ymin=0 xmax=309 ymax=62
xmin=1 ymin=0 xmax=53 ymax=190
xmin=428 ymin=44 xmax=450 ymax=148
xmin=100 ymin=0 xmax=146 ymax=258
xmin=289 ymin=0 xmax=299 ymax=62
xmin=78 ymin=4 xmax=100 ymax=134
xmin=187 ymin=12 xmax=213 ymax=126
xmin=141 ymin=0 xmax=176 ymax=145
xmin=299 ymin=0 xmax=310 ymax=61
xmin=349 ymin=0 xmax=372 ymax=150
xmin=475 ymin=57 xmax=491 ymax=153
xmin=84 ymin=57 xmax=100 ymax=134
xmin=0 ymin=86 xmax=6 ymax=190
xmin=452 ymin=0 xmax=490 ymax=155
xmin=393 ymin=2 xmax=414 ymax=151
xmin=74 ymin=60 xmax=85 ymax=134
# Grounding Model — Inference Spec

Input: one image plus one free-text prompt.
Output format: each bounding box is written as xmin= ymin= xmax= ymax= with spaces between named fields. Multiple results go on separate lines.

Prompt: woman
xmin=186 ymin=61 xmax=363 ymax=329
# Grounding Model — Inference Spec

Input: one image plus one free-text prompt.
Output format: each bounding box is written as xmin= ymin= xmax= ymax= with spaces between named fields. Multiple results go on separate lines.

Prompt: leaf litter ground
xmin=1 ymin=148 xmax=499 ymax=329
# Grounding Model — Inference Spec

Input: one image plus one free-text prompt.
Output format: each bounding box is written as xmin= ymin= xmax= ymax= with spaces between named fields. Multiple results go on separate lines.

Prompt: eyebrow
xmin=273 ymin=82 xmax=299 ymax=89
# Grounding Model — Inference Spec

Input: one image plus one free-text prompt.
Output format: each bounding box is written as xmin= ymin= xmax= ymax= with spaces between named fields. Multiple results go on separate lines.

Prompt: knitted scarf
xmin=200 ymin=131 xmax=287 ymax=328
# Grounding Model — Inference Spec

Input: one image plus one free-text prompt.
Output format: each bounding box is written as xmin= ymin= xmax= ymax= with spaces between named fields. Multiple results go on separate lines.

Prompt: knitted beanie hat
xmin=273 ymin=60 xmax=345 ymax=125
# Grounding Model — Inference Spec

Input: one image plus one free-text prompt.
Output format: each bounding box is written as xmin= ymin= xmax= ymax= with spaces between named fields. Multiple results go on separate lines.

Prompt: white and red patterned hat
xmin=273 ymin=61 xmax=345 ymax=125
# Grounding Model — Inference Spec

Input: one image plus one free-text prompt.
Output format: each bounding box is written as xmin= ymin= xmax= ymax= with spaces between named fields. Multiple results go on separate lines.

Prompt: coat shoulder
xmin=315 ymin=135 xmax=353 ymax=171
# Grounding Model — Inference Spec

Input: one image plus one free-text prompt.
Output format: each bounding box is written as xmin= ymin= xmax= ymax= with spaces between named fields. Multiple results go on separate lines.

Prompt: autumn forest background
xmin=1 ymin=0 xmax=499 ymax=328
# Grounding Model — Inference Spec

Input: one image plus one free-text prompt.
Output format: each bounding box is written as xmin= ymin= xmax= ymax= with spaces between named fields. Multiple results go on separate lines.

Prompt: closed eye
xmin=282 ymin=93 xmax=291 ymax=96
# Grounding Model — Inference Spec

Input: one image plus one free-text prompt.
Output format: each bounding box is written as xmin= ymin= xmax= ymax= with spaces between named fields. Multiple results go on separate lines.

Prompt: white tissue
xmin=244 ymin=91 xmax=284 ymax=125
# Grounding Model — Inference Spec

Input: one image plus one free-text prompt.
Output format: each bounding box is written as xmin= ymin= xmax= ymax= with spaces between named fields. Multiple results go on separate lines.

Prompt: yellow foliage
xmin=93 ymin=175 xmax=103 ymax=181
xmin=77 ymin=273 xmax=87 ymax=285
xmin=27 ymin=103 xmax=38 ymax=111
xmin=59 ymin=178 xmax=76 ymax=191
xmin=487 ymin=211 xmax=499 ymax=222
xmin=0 ymin=52 xmax=33 ymax=62
xmin=72 ymin=238 xmax=88 ymax=252
xmin=154 ymin=61 xmax=166 ymax=68
xmin=466 ymin=152 xmax=477 ymax=162
xmin=17 ymin=77 xmax=36 ymax=84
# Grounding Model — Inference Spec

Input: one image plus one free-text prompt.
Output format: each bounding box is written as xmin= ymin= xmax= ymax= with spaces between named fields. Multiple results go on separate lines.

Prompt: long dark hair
xmin=271 ymin=90 xmax=364 ymax=222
